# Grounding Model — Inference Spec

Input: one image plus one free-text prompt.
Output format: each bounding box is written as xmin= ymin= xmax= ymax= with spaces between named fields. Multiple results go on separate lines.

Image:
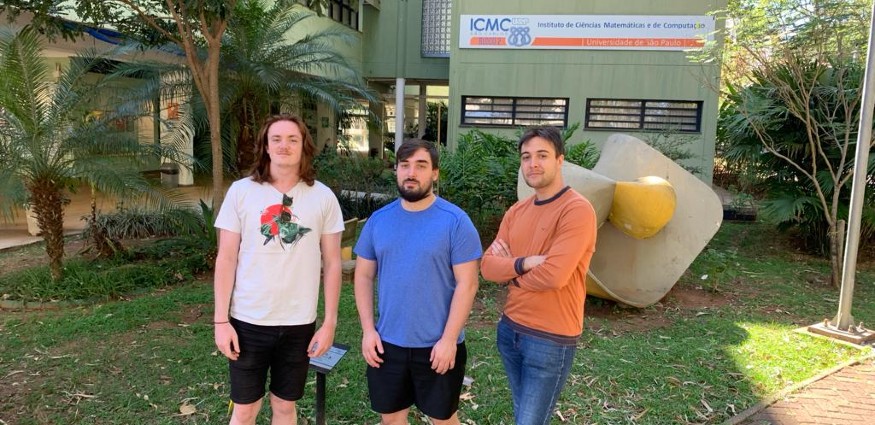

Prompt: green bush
xmin=82 ymin=204 xmax=202 ymax=240
xmin=564 ymin=139 xmax=600 ymax=169
xmin=81 ymin=201 xmax=217 ymax=263
xmin=641 ymin=131 xmax=704 ymax=176
xmin=718 ymin=57 xmax=875 ymax=254
xmin=337 ymin=192 xmax=393 ymax=220
xmin=314 ymin=147 xmax=395 ymax=219
xmin=440 ymin=125 xmax=597 ymax=244
xmin=439 ymin=130 xmax=519 ymax=244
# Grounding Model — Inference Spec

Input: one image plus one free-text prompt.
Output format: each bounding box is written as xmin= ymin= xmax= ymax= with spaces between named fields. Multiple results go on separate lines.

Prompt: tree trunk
xmin=829 ymin=219 xmax=845 ymax=287
xmin=234 ymin=97 xmax=257 ymax=176
xmin=207 ymin=44 xmax=225 ymax=213
xmin=28 ymin=180 xmax=66 ymax=281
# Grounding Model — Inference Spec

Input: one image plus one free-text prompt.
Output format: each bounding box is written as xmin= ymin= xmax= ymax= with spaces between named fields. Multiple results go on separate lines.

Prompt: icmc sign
xmin=470 ymin=17 xmax=512 ymax=31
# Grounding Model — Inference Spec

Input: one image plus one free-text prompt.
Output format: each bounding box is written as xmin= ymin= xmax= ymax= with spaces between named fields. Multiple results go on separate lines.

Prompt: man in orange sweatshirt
xmin=480 ymin=126 xmax=597 ymax=425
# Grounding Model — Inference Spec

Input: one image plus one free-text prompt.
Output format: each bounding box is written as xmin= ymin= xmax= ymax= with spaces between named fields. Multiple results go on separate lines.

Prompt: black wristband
xmin=514 ymin=257 xmax=527 ymax=276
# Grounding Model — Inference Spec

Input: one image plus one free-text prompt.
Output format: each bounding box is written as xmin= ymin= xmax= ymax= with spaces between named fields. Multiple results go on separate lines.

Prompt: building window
xmin=328 ymin=0 xmax=358 ymax=30
xmin=462 ymin=96 xmax=569 ymax=128
xmin=422 ymin=0 xmax=452 ymax=57
xmin=585 ymin=99 xmax=703 ymax=133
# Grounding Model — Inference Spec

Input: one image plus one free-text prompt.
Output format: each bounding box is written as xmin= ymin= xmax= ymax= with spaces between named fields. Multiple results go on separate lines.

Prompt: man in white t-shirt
xmin=213 ymin=114 xmax=344 ymax=425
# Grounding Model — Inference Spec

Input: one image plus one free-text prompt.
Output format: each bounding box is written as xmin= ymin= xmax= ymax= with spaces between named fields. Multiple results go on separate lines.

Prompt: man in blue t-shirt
xmin=354 ymin=139 xmax=482 ymax=425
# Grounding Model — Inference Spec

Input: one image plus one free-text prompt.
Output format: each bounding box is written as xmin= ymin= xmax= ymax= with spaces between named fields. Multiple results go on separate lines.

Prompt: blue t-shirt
xmin=354 ymin=197 xmax=482 ymax=348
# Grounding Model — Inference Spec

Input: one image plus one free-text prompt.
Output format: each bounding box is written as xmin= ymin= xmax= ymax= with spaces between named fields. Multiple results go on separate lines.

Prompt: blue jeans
xmin=497 ymin=318 xmax=577 ymax=425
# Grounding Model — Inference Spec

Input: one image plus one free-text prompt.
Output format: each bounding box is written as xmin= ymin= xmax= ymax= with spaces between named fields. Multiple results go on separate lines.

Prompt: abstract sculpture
xmin=518 ymin=134 xmax=723 ymax=307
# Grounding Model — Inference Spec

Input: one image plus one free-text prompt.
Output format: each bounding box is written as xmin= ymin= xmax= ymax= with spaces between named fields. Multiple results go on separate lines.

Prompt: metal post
xmin=808 ymin=0 xmax=875 ymax=345
xmin=833 ymin=0 xmax=875 ymax=331
xmin=308 ymin=343 xmax=349 ymax=424
xmin=315 ymin=372 xmax=326 ymax=425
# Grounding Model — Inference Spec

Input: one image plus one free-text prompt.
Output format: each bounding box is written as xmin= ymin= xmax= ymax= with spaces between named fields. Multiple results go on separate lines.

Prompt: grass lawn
xmin=1 ymin=222 xmax=873 ymax=424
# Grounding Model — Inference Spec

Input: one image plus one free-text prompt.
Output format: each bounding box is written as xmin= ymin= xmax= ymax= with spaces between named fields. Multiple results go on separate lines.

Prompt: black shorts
xmin=366 ymin=340 xmax=467 ymax=420
xmin=228 ymin=317 xmax=315 ymax=404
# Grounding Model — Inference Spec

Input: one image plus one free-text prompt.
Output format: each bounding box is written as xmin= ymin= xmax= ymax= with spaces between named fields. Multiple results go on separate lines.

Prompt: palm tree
xmin=116 ymin=0 xmax=376 ymax=180
xmin=0 ymin=27 xmax=173 ymax=280
xmin=111 ymin=0 xmax=376 ymax=182
xmin=220 ymin=0 xmax=376 ymax=175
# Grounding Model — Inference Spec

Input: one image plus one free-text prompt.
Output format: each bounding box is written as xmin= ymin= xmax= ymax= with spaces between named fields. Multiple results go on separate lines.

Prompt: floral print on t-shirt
xmin=260 ymin=194 xmax=311 ymax=249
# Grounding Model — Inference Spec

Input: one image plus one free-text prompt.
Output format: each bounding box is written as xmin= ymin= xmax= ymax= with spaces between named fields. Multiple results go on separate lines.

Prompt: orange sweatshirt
xmin=481 ymin=187 xmax=597 ymax=338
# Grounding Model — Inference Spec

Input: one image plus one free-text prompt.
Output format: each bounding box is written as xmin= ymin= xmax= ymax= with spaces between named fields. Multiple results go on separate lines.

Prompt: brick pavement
xmin=737 ymin=358 xmax=875 ymax=425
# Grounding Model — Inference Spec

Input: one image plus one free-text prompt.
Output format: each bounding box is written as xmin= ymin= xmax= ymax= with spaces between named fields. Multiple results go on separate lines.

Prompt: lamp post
xmin=807 ymin=0 xmax=875 ymax=345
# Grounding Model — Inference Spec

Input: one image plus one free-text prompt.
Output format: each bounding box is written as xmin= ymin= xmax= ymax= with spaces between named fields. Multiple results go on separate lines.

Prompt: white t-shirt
xmin=215 ymin=177 xmax=344 ymax=326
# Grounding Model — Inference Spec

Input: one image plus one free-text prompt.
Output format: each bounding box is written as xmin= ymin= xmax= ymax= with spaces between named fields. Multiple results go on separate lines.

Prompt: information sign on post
xmin=308 ymin=343 xmax=350 ymax=425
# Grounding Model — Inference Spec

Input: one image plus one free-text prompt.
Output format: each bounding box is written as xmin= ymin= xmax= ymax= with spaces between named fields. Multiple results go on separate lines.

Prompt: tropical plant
xmin=564 ymin=141 xmax=599 ymax=169
xmin=2 ymin=0 xmax=244 ymax=210
xmin=0 ymin=28 xmax=172 ymax=280
xmin=557 ymin=122 xmax=600 ymax=169
xmin=110 ymin=0 xmax=375 ymax=180
xmin=439 ymin=130 xmax=519 ymax=243
xmin=423 ymin=101 xmax=448 ymax=145
xmin=219 ymin=0 xmax=375 ymax=176
xmin=440 ymin=124 xmax=598 ymax=243
xmin=705 ymin=0 xmax=875 ymax=287
xmin=640 ymin=130 xmax=704 ymax=176
xmin=314 ymin=147 xmax=394 ymax=219
xmin=719 ymin=54 xmax=874 ymax=286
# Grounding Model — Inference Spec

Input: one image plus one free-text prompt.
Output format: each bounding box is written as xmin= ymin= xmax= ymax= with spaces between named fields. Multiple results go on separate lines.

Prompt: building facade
xmin=358 ymin=0 xmax=726 ymax=181
xmin=3 ymin=0 xmax=727 ymax=183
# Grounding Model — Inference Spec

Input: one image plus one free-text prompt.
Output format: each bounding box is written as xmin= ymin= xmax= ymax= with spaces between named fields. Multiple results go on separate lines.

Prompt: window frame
xmin=584 ymin=98 xmax=703 ymax=133
xmin=461 ymin=96 xmax=570 ymax=128
xmin=328 ymin=0 xmax=359 ymax=31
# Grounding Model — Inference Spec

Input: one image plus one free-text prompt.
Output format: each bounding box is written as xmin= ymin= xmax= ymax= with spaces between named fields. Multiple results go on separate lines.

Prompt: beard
xmin=397 ymin=179 xmax=433 ymax=202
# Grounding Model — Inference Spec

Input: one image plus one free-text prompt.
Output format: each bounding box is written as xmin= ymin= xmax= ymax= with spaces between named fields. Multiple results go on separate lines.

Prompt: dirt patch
xmin=585 ymin=298 xmax=674 ymax=334
xmin=0 ymin=361 xmax=40 ymax=422
xmin=660 ymin=284 xmax=733 ymax=310
xmin=584 ymin=285 xmax=733 ymax=335
xmin=145 ymin=320 xmax=177 ymax=331
xmin=180 ymin=305 xmax=208 ymax=324
xmin=0 ymin=237 xmax=168 ymax=277
xmin=0 ymin=238 xmax=88 ymax=275
xmin=142 ymin=304 xmax=209 ymax=330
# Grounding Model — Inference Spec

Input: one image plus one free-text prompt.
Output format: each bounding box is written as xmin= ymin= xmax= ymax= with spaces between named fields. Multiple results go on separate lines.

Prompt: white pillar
xmin=395 ymin=77 xmax=405 ymax=153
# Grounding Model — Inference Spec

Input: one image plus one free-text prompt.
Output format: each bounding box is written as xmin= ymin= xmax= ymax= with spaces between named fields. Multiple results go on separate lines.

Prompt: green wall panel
xmin=362 ymin=0 xmax=449 ymax=80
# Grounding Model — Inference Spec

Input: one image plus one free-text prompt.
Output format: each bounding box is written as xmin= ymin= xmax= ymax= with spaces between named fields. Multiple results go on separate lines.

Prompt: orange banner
xmin=469 ymin=37 xmax=507 ymax=46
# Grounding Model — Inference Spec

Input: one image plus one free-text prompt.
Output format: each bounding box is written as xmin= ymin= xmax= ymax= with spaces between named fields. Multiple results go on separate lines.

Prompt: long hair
xmin=249 ymin=114 xmax=316 ymax=186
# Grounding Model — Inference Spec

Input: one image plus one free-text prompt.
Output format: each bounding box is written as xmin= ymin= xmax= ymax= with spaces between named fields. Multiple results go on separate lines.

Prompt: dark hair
xmin=396 ymin=138 xmax=439 ymax=169
xmin=518 ymin=126 xmax=565 ymax=157
xmin=249 ymin=114 xmax=316 ymax=186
